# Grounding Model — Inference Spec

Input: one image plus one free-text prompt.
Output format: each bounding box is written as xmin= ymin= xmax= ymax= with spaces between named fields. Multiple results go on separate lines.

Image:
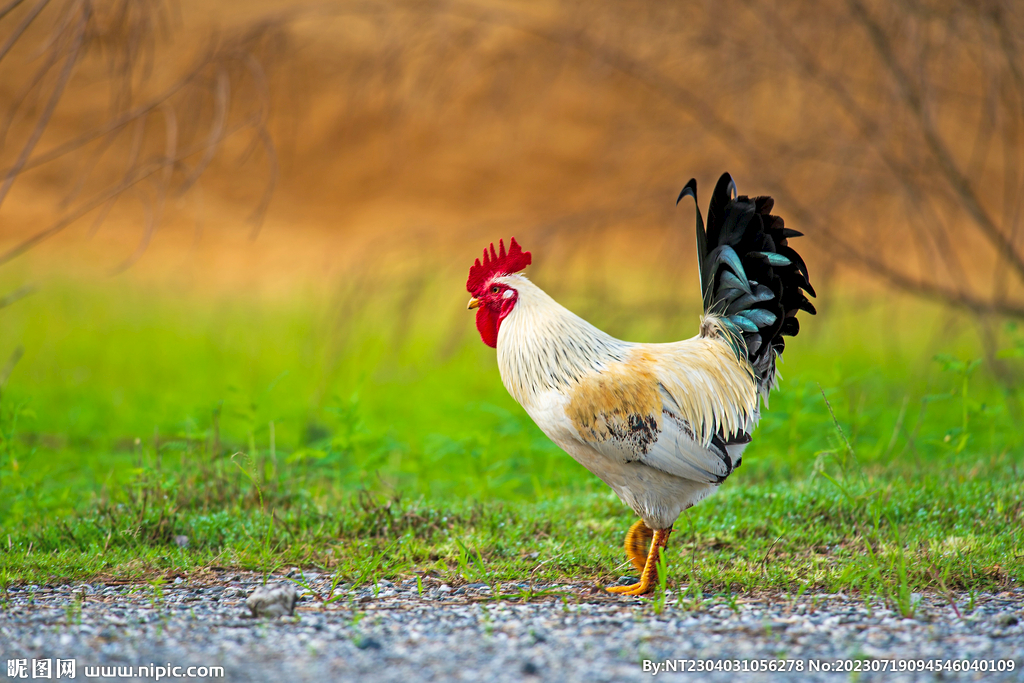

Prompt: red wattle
xmin=475 ymin=306 xmax=499 ymax=348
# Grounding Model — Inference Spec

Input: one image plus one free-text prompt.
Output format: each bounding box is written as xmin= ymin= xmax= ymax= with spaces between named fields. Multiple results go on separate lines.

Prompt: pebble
xmin=994 ymin=613 xmax=1019 ymax=627
xmin=0 ymin=576 xmax=1021 ymax=681
xmin=245 ymin=583 xmax=298 ymax=618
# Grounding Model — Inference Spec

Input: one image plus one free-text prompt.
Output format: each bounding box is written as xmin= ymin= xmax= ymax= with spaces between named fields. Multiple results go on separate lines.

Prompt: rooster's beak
xmin=467 ymin=297 xmax=482 ymax=310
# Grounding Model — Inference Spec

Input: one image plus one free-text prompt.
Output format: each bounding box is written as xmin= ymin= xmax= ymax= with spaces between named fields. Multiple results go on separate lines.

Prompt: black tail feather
xmin=680 ymin=173 xmax=816 ymax=379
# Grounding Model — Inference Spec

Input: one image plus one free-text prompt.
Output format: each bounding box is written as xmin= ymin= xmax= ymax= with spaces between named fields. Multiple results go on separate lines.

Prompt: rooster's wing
xmin=561 ymin=340 xmax=757 ymax=485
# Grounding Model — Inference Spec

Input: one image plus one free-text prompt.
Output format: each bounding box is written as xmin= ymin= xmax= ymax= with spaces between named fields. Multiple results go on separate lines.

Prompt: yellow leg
xmin=623 ymin=519 xmax=653 ymax=574
xmin=607 ymin=527 xmax=672 ymax=596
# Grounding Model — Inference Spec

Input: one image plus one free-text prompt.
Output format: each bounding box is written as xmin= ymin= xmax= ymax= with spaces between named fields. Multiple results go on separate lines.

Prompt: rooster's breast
xmin=523 ymin=387 xmax=721 ymax=530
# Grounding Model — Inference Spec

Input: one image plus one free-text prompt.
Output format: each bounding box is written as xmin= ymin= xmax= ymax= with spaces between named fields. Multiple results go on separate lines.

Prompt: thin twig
xmin=847 ymin=0 xmax=1024 ymax=283
xmin=0 ymin=0 xmax=50 ymax=65
xmin=0 ymin=115 xmax=261 ymax=268
xmin=0 ymin=0 xmax=28 ymax=24
xmin=0 ymin=2 xmax=84 ymax=209
xmin=759 ymin=536 xmax=783 ymax=578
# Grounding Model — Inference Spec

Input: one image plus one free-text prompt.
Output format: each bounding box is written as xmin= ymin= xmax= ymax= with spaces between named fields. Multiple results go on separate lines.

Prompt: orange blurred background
xmin=2 ymin=0 xmax=1023 ymax=321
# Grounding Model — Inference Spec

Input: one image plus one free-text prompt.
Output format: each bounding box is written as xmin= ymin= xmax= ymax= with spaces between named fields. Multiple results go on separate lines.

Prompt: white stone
xmin=245 ymin=583 xmax=298 ymax=618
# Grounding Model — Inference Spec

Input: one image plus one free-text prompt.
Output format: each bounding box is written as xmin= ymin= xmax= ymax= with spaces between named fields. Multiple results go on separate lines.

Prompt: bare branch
xmin=0 ymin=2 xmax=84 ymax=208
xmin=0 ymin=115 xmax=261 ymax=268
xmin=0 ymin=0 xmax=49 ymax=65
xmin=0 ymin=0 xmax=28 ymax=23
xmin=179 ymin=66 xmax=229 ymax=193
xmin=847 ymin=0 xmax=1024 ymax=282
xmin=0 ymin=0 xmax=283 ymax=273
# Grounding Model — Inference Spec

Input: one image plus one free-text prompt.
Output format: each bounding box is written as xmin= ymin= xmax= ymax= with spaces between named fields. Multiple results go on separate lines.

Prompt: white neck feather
xmin=493 ymin=274 xmax=630 ymax=408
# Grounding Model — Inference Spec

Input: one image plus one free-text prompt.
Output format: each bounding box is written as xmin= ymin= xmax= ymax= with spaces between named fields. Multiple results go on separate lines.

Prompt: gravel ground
xmin=1 ymin=572 xmax=1021 ymax=682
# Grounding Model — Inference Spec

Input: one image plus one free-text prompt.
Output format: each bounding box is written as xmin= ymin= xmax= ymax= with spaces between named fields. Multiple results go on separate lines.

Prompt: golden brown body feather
xmin=565 ymin=354 xmax=662 ymax=443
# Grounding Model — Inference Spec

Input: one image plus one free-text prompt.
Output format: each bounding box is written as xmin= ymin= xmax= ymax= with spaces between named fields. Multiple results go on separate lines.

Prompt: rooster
xmin=466 ymin=173 xmax=816 ymax=595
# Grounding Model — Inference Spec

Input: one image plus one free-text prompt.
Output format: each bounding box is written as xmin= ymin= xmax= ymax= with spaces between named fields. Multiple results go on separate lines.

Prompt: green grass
xmin=1 ymin=275 xmax=1022 ymax=613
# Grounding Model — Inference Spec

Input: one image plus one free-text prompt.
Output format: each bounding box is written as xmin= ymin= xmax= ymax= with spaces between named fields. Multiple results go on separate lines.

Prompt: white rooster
xmin=466 ymin=173 xmax=816 ymax=595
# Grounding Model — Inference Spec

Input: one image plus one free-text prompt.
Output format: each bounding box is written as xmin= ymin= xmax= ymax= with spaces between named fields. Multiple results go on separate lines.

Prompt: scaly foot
xmin=606 ymin=527 xmax=672 ymax=595
xmin=624 ymin=519 xmax=653 ymax=574
xmin=606 ymin=578 xmax=655 ymax=595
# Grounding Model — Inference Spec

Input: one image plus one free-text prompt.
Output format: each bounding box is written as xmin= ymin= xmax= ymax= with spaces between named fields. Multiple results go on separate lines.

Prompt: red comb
xmin=466 ymin=237 xmax=532 ymax=294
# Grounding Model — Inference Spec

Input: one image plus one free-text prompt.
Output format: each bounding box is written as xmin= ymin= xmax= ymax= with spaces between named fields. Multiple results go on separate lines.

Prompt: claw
xmin=606 ymin=580 xmax=652 ymax=596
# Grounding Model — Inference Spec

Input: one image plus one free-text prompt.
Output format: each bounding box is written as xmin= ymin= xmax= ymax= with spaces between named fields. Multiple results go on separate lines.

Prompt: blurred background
xmin=2 ymin=0 xmax=1023 ymax=523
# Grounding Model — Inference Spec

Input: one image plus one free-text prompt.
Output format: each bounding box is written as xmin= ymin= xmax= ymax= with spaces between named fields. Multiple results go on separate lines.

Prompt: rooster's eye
xmin=491 ymin=286 xmax=500 ymax=294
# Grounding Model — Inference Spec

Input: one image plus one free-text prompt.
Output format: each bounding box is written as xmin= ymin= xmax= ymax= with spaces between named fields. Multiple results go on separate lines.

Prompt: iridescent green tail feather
xmin=678 ymin=174 xmax=816 ymax=385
